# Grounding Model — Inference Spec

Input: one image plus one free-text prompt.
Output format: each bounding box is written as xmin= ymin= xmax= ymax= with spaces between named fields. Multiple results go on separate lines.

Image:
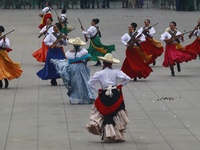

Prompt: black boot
xmin=177 ymin=63 xmax=181 ymax=72
xmin=51 ymin=79 xmax=57 ymax=86
xmin=4 ymin=79 xmax=9 ymax=88
xmin=170 ymin=66 xmax=175 ymax=76
xmin=0 ymin=80 xmax=3 ymax=89
xmin=94 ymin=60 xmax=101 ymax=66
xmin=134 ymin=77 xmax=137 ymax=81
xmin=153 ymin=60 xmax=156 ymax=66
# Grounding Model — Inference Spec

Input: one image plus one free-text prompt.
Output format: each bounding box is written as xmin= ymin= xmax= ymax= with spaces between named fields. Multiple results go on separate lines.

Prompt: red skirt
xmin=38 ymin=13 xmax=52 ymax=29
xmin=162 ymin=43 xmax=194 ymax=67
xmin=32 ymin=41 xmax=49 ymax=62
xmin=140 ymin=37 xmax=164 ymax=64
xmin=185 ymin=38 xmax=200 ymax=58
xmin=121 ymin=46 xmax=153 ymax=79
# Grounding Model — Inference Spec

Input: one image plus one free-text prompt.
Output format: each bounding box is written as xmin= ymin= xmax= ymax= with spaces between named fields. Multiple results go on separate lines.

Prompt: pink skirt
xmin=162 ymin=43 xmax=195 ymax=67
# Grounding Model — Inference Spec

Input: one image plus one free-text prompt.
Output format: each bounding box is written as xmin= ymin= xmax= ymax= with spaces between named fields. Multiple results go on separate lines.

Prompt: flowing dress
xmin=82 ymin=25 xmax=115 ymax=61
xmin=0 ymin=37 xmax=22 ymax=81
xmin=121 ymin=31 xmax=153 ymax=79
xmin=86 ymin=67 xmax=131 ymax=142
xmin=138 ymin=26 xmax=164 ymax=65
xmin=185 ymin=29 xmax=200 ymax=58
xmin=161 ymin=30 xmax=196 ymax=67
xmin=51 ymin=48 xmax=95 ymax=104
xmin=38 ymin=12 xmax=52 ymax=29
xmin=32 ymin=25 xmax=54 ymax=62
xmin=37 ymin=32 xmax=67 ymax=80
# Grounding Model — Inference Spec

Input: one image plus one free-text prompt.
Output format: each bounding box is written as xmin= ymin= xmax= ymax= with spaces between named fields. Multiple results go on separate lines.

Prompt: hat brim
xmin=98 ymin=56 xmax=120 ymax=64
xmin=68 ymin=38 xmax=86 ymax=46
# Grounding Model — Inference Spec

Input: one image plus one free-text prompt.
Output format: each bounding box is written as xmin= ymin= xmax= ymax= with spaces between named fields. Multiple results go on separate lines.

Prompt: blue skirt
xmin=51 ymin=59 xmax=95 ymax=104
xmin=37 ymin=47 xmax=66 ymax=80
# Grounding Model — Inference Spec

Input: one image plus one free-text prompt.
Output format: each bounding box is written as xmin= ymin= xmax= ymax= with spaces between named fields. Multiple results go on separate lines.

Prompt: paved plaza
xmin=1 ymin=7 xmax=200 ymax=150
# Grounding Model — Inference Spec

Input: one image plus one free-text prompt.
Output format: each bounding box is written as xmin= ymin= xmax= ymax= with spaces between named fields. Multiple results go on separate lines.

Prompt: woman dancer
xmin=121 ymin=22 xmax=153 ymax=81
xmin=82 ymin=18 xmax=115 ymax=66
xmin=186 ymin=18 xmax=200 ymax=58
xmin=32 ymin=18 xmax=54 ymax=62
xmin=0 ymin=26 xmax=23 ymax=88
xmin=37 ymin=23 xmax=68 ymax=86
xmin=139 ymin=19 xmax=164 ymax=66
xmin=38 ymin=1 xmax=52 ymax=29
xmin=51 ymin=37 xmax=95 ymax=104
xmin=86 ymin=53 xmax=131 ymax=142
xmin=160 ymin=21 xmax=196 ymax=76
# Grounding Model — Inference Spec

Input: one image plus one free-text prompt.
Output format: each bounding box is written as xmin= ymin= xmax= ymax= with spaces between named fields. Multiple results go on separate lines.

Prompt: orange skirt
xmin=0 ymin=50 xmax=23 ymax=80
xmin=32 ymin=41 xmax=49 ymax=62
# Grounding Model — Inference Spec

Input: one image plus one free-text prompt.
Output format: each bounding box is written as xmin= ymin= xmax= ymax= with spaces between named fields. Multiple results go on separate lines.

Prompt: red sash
xmin=94 ymin=85 xmax=123 ymax=116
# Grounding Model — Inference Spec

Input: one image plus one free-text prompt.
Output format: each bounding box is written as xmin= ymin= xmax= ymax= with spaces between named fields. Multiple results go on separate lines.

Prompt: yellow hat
xmin=68 ymin=37 xmax=86 ymax=46
xmin=98 ymin=53 xmax=120 ymax=64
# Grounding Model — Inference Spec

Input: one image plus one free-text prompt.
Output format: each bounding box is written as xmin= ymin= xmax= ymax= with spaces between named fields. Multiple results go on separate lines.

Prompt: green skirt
xmin=87 ymin=36 xmax=115 ymax=61
xmin=60 ymin=23 xmax=68 ymax=35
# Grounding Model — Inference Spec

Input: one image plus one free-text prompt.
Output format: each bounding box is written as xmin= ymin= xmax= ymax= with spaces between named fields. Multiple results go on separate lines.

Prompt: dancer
xmin=121 ymin=22 xmax=153 ymax=81
xmin=139 ymin=19 xmax=164 ymax=66
xmin=32 ymin=17 xmax=54 ymax=62
xmin=186 ymin=19 xmax=200 ymax=58
xmin=86 ymin=53 xmax=131 ymax=142
xmin=58 ymin=8 xmax=68 ymax=35
xmin=0 ymin=26 xmax=23 ymax=88
xmin=38 ymin=1 xmax=52 ymax=30
xmin=37 ymin=23 xmax=68 ymax=86
xmin=82 ymin=18 xmax=115 ymax=66
xmin=51 ymin=37 xmax=95 ymax=104
xmin=160 ymin=21 xmax=196 ymax=76
xmin=57 ymin=8 xmax=74 ymax=35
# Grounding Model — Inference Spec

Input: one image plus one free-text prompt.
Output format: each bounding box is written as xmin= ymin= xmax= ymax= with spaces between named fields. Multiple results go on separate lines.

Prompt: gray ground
xmin=1 ymin=7 xmax=200 ymax=150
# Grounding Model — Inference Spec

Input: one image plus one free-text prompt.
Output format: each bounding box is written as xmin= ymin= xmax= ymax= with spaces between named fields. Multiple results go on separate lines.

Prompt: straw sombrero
xmin=98 ymin=53 xmax=120 ymax=64
xmin=68 ymin=37 xmax=86 ymax=46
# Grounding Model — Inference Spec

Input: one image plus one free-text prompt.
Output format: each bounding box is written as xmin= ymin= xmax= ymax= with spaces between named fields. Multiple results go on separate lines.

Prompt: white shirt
xmin=0 ymin=37 xmax=10 ymax=48
xmin=39 ymin=25 xmax=54 ymax=33
xmin=193 ymin=29 xmax=200 ymax=37
xmin=121 ymin=31 xmax=146 ymax=46
xmin=82 ymin=26 xmax=97 ymax=38
xmin=39 ymin=24 xmax=54 ymax=36
xmin=160 ymin=30 xmax=184 ymax=43
xmin=138 ymin=26 xmax=156 ymax=38
xmin=88 ymin=67 xmax=131 ymax=92
xmin=60 ymin=14 xmax=67 ymax=23
xmin=65 ymin=48 xmax=88 ymax=59
xmin=43 ymin=32 xmax=68 ymax=47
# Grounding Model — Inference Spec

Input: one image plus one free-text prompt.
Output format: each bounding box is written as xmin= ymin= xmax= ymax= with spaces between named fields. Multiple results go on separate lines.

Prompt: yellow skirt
xmin=0 ymin=50 xmax=23 ymax=80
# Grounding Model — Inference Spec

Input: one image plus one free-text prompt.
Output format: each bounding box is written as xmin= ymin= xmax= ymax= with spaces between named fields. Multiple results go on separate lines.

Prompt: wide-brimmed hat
xmin=68 ymin=37 xmax=86 ymax=46
xmin=98 ymin=53 xmax=120 ymax=64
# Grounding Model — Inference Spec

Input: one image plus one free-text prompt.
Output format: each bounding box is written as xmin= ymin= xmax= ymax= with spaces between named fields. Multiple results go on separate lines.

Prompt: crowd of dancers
xmin=1 ymin=2 xmax=200 ymax=143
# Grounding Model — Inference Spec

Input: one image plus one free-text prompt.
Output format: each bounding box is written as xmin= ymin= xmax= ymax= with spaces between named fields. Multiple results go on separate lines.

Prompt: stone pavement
xmin=1 ymin=7 xmax=200 ymax=150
